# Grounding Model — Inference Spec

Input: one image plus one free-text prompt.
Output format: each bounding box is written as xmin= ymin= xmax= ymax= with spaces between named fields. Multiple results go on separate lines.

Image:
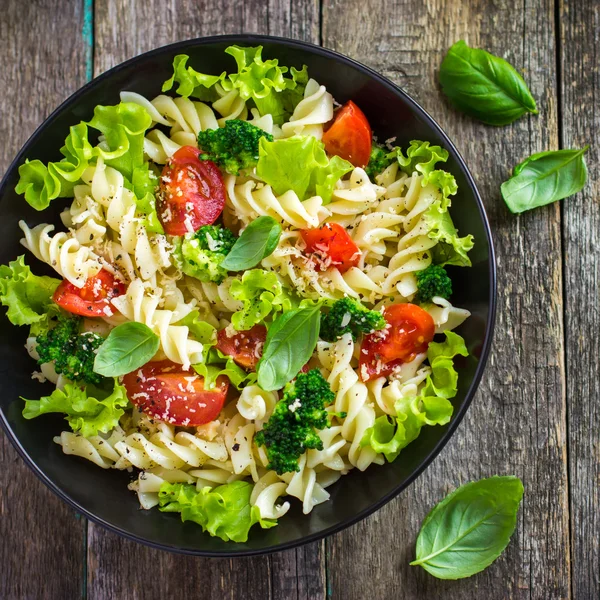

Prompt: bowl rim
xmin=0 ymin=33 xmax=497 ymax=557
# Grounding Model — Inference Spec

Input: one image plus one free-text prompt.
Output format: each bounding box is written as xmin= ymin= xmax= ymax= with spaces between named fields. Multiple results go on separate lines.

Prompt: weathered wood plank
xmin=0 ymin=1 xmax=89 ymax=599
xmin=559 ymin=1 xmax=600 ymax=598
xmin=322 ymin=0 xmax=569 ymax=598
xmin=88 ymin=3 xmax=324 ymax=599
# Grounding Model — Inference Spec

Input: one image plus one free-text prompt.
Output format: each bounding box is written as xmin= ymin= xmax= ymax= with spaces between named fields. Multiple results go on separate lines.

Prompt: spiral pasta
xmin=225 ymin=175 xmax=329 ymax=229
xmin=19 ymin=221 xmax=103 ymax=288
xmin=318 ymin=334 xmax=383 ymax=471
xmin=281 ymin=78 xmax=333 ymax=140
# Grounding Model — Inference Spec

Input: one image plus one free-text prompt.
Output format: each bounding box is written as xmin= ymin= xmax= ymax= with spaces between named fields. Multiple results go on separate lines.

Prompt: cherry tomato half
xmin=122 ymin=360 xmax=229 ymax=426
xmin=53 ymin=269 xmax=126 ymax=317
xmin=301 ymin=223 xmax=361 ymax=273
xmin=157 ymin=146 xmax=226 ymax=236
xmin=322 ymin=100 xmax=372 ymax=168
xmin=359 ymin=303 xmax=435 ymax=381
xmin=216 ymin=324 xmax=267 ymax=370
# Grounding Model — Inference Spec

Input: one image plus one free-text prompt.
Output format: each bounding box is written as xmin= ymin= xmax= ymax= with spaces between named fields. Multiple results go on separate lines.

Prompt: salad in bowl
xmin=1 ymin=45 xmax=474 ymax=543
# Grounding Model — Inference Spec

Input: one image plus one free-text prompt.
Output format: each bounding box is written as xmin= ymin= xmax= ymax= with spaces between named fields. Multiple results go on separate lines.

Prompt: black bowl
xmin=0 ymin=34 xmax=496 ymax=556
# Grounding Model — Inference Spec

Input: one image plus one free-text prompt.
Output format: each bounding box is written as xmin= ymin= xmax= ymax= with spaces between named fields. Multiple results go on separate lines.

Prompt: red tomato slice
xmin=216 ymin=324 xmax=267 ymax=370
xmin=122 ymin=360 xmax=228 ymax=426
xmin=301 ymin=223 xmax=361 ymax=273
xmin=359 ymin=303 xmax=435 ymax=381
xmin=53 ymin=269 xmax=126 ymax=317
xmin=322 ymin=100 xmax=372 ymax=168
xmin=157 ymin=145 xmax=226 ymax=236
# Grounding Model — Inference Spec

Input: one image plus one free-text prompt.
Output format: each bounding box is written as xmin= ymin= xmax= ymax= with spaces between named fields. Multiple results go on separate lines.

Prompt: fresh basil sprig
xmin=94 ymin=322 xmax=160 ymax=377
xmin=439 ymin=40 xmax=538 ymax=126
xmin=257 ymin=305 xmax=321 ymax=391
xmin=501 ymin=147 xmax=588 ymax=213
xmin=411 ymin=476 xmax=524 ymax=580
xmin=221 ymin=216 xmax=282 ymax=271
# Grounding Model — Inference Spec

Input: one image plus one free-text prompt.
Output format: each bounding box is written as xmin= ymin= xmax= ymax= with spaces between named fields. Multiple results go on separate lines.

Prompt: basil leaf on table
xmin=257 ymin=305 xmax=321 ymax=391
xmin=220 ymin=216 xmax=282 ymax=271
xmin=94 ymin=322 xmax=160 ymax=377
xmin=411 ymin=475 xmax=524 ymax=580
xmin=501 ymin=147 xmax=589 ymax=213
xmin=439 ymin=40 xmax=538 ymax=126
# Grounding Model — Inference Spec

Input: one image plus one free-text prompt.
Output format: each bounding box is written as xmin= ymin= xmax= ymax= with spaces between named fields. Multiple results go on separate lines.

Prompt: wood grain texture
xmin=322 ymin=0 xmax=570 ymax=598
xmin=559 ymin=1 xmax=600 ymax=598
xmin=0 ymin=1 xmax=88 ymax=599
xmin=87 ymin=2 xmax=324 ymax=599
xmin=3 ymin=0 xmax=598 ymax=597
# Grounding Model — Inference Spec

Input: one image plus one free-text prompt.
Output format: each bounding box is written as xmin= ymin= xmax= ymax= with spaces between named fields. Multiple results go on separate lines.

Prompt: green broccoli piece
xmin=365 ymin=142 xmax=394 ymax=180
xmin=415 ymin=264 xmax=452 ymax=303
xmin=181 ymin=225 xmax=237 ymax=284
xmin=197 ymin=120 xmax=274 ymax=175
xmin=36 ymin=314 xmax=105 ymax=385
xmin=255 ymin=369 xmax=337 ymax=475
xmin=319 ymin=297 xmax=386 ymax=342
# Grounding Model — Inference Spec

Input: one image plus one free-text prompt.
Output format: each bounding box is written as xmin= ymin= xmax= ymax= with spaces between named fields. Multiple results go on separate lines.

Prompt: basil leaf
xmin=501 ymin=147 xmax=588 ymax=213
xmin=221 ymin=216 xmax=282 ymax=271
xmin=94 ymin=322 xmax=160 ymax=377
xmin=411 ymin=476 xmax=524 ymax=580
xmin=439 ymin=40 xmax=538 ymax=126
xmin=257 ymin=305 xmax=321 ymax=391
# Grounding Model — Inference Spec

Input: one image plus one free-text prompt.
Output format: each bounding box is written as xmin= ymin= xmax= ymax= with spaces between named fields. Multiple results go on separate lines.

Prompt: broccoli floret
xmin=365 ymin=142 xmax=394 ymax=180
xmin=255 ymin=369 xmax=337 ymax=475
xmin=415 ymin=264 xmax=452 ymax=303
xmin=36 ymin=314 xmax=105 ymax=385
xmin=197 ymin=120 xmax=274 ymax=175
xmin=181 ymin=225 xmax=237 ymax=284
xmin=319 ymin=297 xmax=386 ymax=342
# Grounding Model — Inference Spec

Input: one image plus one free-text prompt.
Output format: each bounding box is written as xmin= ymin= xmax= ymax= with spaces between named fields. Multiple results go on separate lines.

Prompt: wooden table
xmin=1 ymin=1 xmax=597 ymax=598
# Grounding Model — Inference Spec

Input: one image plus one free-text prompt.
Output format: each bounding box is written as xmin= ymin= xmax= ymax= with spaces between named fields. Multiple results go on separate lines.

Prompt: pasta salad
xmin=1 ymin=46 xmax=474 ymax=542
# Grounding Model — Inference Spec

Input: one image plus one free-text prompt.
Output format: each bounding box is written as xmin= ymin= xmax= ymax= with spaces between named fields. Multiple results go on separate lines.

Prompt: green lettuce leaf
xmin=175 ymin=310 xmax=217 ymax=345
xmin=16 ymin=102 xmax=153 ymax=211
xmin=15 ymin=123 xmax=94 ymax=210
xmin=423 ymin=201 xmax=474 ymax=267
xmin=362 ymin=331 xmax=468 ymax=462
xmin=130 ymin=163 xmax=163 ymax=233
xmin=88 ymin=102 xmax=152 ymax=181
xmin=229 ymin=269 xmax=293 ymax=330
xmin=0 ymin=256 xmax=60 ymax=327
xmin=162 ymin=54 xmax=225 ymax=101
xmin=162 ymin=47 xmax=308 ymax=124
xmin=256 ymin=136 xmax=353 ymax=204
xmin=193 ymin=346 xmax=256 ymax=390
xmin=391 ymin=140 xmax=458 ymax=209
xmin=426 ymin=330 xmax=469 ymax=398
xmin=393 ymin=140 xmax=450 ymax=178
xmin=223 ymin=46 xmax=307 ymax=124
xmin=22 ymin=379 xmax=129 ymax=438
xmin=158 ymin=480 xmax=277 ymax=542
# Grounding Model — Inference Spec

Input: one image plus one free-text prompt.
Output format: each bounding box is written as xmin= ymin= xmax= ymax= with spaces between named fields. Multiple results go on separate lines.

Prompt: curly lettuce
xmin=22 ymin=380 xmax=129 ymax=438
xmin=423 ymin=201 xmax=474 ymax=267
xmin=16 ymin=123 xmax=93 ymax=210
xmin=16 ymin=102 xmax=152 ymax=211
xmin=162 ymin=54 xmax=226 ymax=101
xmin=192 ymin=347 xmax=256 ymax=390
xmin=362 ymin=331 xmax=468 ymax=462
xmin=174 ymin=309 xmax=217 ymax=345
xmin=162 ymin=46 xmax=308 ymax=124
xmin=158 ymin=480 xmax=277 ymax=542
xmin=229 ymin=269 xmax=293 ymax=330
xmin=0 ymin=256 xmax=60 ymax=328
xmin=256 ymin=136 xmax=353 ymax=204
xmin=129 ymin=163 xmax=163 ymax=234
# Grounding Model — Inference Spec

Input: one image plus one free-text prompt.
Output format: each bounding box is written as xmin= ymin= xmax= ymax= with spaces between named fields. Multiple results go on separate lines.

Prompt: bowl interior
xmin=0 ymin=35 xmax=495 ymax=556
